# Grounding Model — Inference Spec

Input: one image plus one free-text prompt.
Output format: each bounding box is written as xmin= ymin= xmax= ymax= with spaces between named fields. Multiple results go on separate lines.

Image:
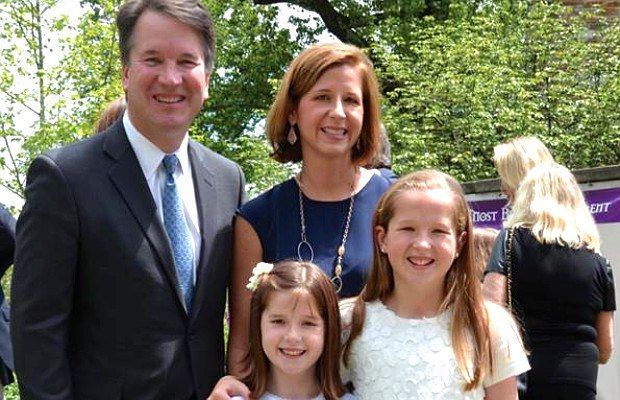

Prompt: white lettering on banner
xmin=472 ymin=210 xmax=499 ymax=223
xmin=501 ymin=207 xmax=510 ymax=221
xmin=588 ymin=202 xmax=611 ymax=214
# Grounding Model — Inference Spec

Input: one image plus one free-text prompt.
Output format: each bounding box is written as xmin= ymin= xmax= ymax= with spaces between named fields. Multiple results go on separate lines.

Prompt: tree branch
xmin=0 ymin=88 xmax=40 ymax=116
xmin=1 ymin=128 xmax=25 ymax=195
xmin=251 ymin=0 xmax=406 ymax=96
xmin=253 ymin=0 xmax=368 ymax=47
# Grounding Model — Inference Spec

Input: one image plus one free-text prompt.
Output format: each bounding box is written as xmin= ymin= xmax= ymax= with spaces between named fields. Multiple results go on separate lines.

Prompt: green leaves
xmin=374 ymin=0 xmax=620 ymax=180
xmin=1 ymin=0 xmax=618 ymax=203
xmin=0 ymin=0 xmax=76 ymax=198
xmin=190 ymin=0 xmax=315 ymax=191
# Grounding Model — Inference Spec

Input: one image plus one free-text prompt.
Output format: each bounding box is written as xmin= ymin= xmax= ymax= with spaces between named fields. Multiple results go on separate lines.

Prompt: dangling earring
xmin=287 ymin=125 xmax=297 ymax=145
xmin=355 ymin=139 xmax=362 ymax=152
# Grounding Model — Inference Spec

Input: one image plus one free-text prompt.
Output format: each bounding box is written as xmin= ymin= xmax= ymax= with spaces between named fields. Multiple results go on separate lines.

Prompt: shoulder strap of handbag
xmin=505 ymin=227 xmax=514 ymax=312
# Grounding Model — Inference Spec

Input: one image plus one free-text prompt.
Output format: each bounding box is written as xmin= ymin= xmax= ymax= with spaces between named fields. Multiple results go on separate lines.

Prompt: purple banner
xmin=468 ymin=186 xmax=620 ymax=229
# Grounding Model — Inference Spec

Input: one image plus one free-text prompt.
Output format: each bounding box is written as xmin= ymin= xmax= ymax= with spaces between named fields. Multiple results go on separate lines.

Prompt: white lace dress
xmin=254 ymin=392 xmax=357 ymax=400
xmin=340 ymin=300 xmax=530 ymax=400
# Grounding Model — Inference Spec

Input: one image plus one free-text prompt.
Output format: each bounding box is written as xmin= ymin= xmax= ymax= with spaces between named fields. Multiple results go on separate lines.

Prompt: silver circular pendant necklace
xmin=294 ymin=171 xmax=357 ymax=294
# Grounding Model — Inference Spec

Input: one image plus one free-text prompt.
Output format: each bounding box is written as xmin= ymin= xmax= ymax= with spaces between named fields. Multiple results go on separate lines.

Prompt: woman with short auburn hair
xmin=227 ymin=43 xmax=391 ymax=377
xmin=266 ymin=43 xmax=382 ymax=164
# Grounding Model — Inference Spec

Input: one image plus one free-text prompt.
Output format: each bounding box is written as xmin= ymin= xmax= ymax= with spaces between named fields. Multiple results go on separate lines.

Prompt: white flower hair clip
xmin=246 ymin=262 xmax=274 ymax=291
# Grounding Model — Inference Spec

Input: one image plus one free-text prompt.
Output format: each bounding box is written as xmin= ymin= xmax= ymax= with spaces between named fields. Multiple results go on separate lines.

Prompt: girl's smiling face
xmin=260 ymin=290 xmax=325 ymax=382
xmin=376 ymin=188 xmax=465 ymax=294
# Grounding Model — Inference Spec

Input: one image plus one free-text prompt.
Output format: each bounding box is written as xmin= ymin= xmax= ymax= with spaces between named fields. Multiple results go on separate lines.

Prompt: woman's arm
xmin=484 ymin=376 xmax=517 ymax=400
xmin=482 ymin=228 xmax=509 ymax=306
xmin=595 ymin=311 xmax=614 ymax=364
xmin=483 ymin=272 xmax=507 ymax=306
xmin=227 ymin=216 xmax=263 ymax=377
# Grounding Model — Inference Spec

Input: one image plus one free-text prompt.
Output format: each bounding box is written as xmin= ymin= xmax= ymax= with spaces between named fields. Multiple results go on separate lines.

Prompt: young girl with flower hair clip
xmin=228 ymin=260 xmax=355 ymax=400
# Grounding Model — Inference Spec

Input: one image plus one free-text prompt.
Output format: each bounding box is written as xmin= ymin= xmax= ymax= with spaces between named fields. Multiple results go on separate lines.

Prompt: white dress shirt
xmin=123 ymin=112 xmax=201 ymax=283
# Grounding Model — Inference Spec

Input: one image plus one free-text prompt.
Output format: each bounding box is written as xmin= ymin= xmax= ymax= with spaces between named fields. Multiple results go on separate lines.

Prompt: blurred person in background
xmin=93 ymin=96 xmax=126 ymax=134
xmin=0 ymin=204 xmax=15 ymax=399
xmin=492 ymin=136 xmax=554 ymax=205
xmin=365 ymin=124 xmax=397 ymax=182
xmin=473 ymin=227 xmax=498 ymax=281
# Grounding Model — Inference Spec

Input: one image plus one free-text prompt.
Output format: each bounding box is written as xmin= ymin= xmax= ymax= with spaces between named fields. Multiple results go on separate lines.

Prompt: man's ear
xmin=121 ymin=64 xmax=130 ymax=91
xmin=202 ymin=73 xmax=211 ymax=100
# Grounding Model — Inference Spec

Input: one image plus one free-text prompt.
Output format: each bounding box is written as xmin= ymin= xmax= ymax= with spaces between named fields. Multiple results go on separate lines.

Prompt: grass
xmin=3 ymin=382 xmax=19 ymax=399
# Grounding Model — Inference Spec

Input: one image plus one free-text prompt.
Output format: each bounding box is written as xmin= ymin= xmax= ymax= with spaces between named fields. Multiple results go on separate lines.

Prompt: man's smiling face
xmin=122 ymin=10 xmax=210 ymax=151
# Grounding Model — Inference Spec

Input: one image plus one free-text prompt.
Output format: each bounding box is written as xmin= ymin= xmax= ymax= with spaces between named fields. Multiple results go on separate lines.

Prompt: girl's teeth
xmin=409 ymin=257 xmax=433 ymax=266
xmin=281 ymin=349 xmax=304 ymax=356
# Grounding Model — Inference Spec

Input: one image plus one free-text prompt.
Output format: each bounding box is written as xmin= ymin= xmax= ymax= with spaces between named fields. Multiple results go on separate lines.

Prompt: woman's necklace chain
xmin=295 ymin=171 xmax=356 ymax=294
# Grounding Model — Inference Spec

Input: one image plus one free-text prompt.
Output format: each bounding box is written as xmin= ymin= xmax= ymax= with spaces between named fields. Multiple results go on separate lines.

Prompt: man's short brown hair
xmin=116 ymin=0 xmax=216 ymax=71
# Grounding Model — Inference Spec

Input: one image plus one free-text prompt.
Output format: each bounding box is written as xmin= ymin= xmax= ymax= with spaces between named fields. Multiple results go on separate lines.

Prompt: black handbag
xmin=505 ymin=227 xmax=528 ymax=398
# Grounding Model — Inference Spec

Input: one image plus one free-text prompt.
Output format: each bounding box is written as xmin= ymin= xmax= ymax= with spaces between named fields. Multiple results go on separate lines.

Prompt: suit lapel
xmin=188 ymin=142 xmax=216 ymax=321
xmin=104 ymin=122 xmax=187 ymax=315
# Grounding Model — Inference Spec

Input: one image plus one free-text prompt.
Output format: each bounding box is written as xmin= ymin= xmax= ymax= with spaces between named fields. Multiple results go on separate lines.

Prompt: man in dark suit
xmin=0 ymin=204 xmax=15 ymax=395
xmin=11 ymin=1 xmax=246 ymax=399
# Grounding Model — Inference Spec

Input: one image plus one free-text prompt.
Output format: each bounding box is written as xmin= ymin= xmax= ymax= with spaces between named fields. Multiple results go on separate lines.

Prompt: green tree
xmin=57 ymin=0 xmax=325 ymax=195
xmin=59 ymin=0 xmax=125 ymax=137
xmin=374 ymin=1 xmax=620 ymax=180
xmin=3 ymin=0 xmax=619 ymax=200
xmin=258 ymin=0 xmax=620 ymax=180
xmin=0 ymin=0 xmax=75 ymax=198
xmin=194 ymin=0 xmax=323 ymax=193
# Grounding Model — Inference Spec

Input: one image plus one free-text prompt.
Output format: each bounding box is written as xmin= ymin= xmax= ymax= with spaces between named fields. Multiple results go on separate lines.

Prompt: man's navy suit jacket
xmin=11 ymin=119 xmax=246 ymax=400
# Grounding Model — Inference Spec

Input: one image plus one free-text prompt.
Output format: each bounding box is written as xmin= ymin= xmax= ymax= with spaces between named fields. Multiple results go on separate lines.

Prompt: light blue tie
xmin=162 ymin=154 xmax=194 ymax=312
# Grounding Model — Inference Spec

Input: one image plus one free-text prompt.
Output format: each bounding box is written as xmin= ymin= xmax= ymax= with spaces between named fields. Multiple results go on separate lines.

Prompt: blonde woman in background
xmin=485 ymin=136 xmax=556 ymax=305
xmin=492 ymin=136 xmax=554 ymax=205
xmin=483 ymin=163 xmax=615 ymax=399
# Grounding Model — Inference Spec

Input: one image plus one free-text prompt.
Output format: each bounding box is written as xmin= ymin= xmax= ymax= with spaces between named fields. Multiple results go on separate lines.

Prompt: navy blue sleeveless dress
xmin=238 ymin=173 xmax=391 ymax=298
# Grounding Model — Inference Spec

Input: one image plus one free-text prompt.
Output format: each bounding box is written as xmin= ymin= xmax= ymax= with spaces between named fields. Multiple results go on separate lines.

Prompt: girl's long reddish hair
xmin=243 ymin=261 xmax=344 ymax=399
xmin=343 ymin=170 xmax=494 ymax=390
